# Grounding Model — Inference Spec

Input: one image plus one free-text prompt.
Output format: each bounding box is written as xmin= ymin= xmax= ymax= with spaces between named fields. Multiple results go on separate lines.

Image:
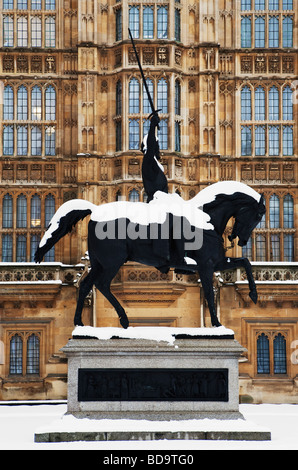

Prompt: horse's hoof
xmin=211 ymin=318 xmax=222 ymax=327
xmin=74 ymin=318 xmax=84 ymax=327
xmin=120 ymin=315 xmax=129 ymax=329
xmin=249 ymin=290 xmax=258 ymax=304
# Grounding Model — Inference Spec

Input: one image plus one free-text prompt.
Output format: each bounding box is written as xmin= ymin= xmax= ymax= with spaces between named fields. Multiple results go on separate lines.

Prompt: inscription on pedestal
xmin=78 ymin=368 xmax=228 ymax=402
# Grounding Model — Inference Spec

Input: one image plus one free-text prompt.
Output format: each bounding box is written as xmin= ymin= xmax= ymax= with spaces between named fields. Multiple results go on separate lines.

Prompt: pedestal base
xmin=35 ymin=327 xmax=271 ymax=442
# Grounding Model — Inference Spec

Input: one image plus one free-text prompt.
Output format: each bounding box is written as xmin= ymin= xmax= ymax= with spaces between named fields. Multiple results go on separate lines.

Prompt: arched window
xmin=45 ymin=16 xmax=56 ymax=47
xmin=269 ymin=15 xmax=279 ymax=47
xmin=31 ymin=194 xmax=41 ymax=227
xmin=2 ymin=234 xmax=13 ymax=262
xmin=241 ymin=86 xmax=251 ymax=121
xmin=116 ymin=81 xmax=122 ymax=115
xmin=17 ymin=86 xmax=28 ymax=120
xmin=283 ymin=194 xmax=293 ymax=228
xmin=17 ymin=194 xmax=27 ymax=228
xmin=143 ymin=78 xmax=153 ymax=114
xmin=269 ymin=194 xmax=280 ymax=228
xmin=129 ymin=78 xmax=140 ymax=114
xmin=31 ymin=85 xmax=42 ymax=120
xmin=17 ymin=16 xmax=28 ymax=47
xmin=16 ymin=234 xmax=27 ymax=262
xmin=157 ymin=6 xmax=168 ymax=39
xmin=3 ymin=85 xmax=14 ymax=120
xmin=45 ymin=194 xmax=55 ymax=227
xmin=129 ymin=6 xmax=139 ymax=39
xmin=26 ymin=334 xmax=40 ymax=374
xmin=129 ymin=189 xmax=140 ymax=202
xmin=31 ymin=16 xmax=42 ymax=47
xmin=2 ymin=194 xmax=13 ymax=228
xmin=273 ymin=333 xmax=287 ymax=374
xmin=3 ymin=15 xmax=14 ymax=47
xmin=143 ymin=6 xmax=154 ymax=39
xmin=257 ymin=333 xmax=270 ymax=374
xmin=30 ymin=234 xmax=40 ymax=261
xmin=157 ymin=78 xmax=168 ymax=113
xmin=269 ymin=86 xmax=279 ymax=120
xmin=175 ymin=80 xmax=181 ymax=116
xmin=255 ymin=16 xmax=265 ymax=48
xmin=283 ymin=86 xmax=293 ymax=120
xmin=45 ymin=85 xmax=56 ymax=120
xmin=10 ymin=334 xmax=23 ymax=375
xmin=282 ymin=16 xmax=293 ymax=47
xmin=255 ymin=86 xmax=265 ymax=121
xmin=241 ymin=16 xmax=251 ymax=48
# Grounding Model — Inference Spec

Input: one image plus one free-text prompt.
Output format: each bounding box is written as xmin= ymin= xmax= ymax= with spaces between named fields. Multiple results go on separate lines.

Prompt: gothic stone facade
xmin=0 ymin=0 xmax=297 ymax=403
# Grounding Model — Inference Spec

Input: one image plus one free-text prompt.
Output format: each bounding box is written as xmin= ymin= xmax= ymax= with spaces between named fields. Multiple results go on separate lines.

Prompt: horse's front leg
xmin=216 ymin=257 xmax=257 ymax=304
xmin=199 ymin=267 xmax=222 ymax=327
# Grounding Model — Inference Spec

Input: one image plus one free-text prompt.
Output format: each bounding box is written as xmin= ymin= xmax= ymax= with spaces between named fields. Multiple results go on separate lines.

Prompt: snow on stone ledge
xmin=72 ymin=326 xmax=234 ymax=345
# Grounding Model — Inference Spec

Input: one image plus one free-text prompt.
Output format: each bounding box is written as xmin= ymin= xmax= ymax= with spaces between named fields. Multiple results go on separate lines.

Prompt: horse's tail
xmin=34 ymin=199 xmax=97 ymax=263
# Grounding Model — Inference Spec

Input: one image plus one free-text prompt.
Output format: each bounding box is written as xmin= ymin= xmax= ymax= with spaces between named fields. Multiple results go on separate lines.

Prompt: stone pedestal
xmin=35 ymin=327 xmax=271 ymax=442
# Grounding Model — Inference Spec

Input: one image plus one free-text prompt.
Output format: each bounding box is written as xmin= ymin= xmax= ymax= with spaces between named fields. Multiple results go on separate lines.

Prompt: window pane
xmin=175 ymin=8 xmax=181 ymax=41
xmin=2 ymin=194 xmax=13 ymax=228
xmin=116 ymin=121 xmax=122 ymax=152
xmin=129 ymin=6 xmax=139 ymax=39
xmin=44 ymin=246 xmax=55 ymax=261
xmin=2 ymin=234 xmax=13 ymax=262
xmin=32 ymin=0 xmax=42 ymax=9
xmin=241 ymin=0 xmax=251 ymax=10
xmin=16 ymin=234 xmax=27 ymax=261
xmin=143 ymin=6 xmax=153 ymax=39
xmin=143 ymin=78 xmax=153 ymax=114
xmin=31 ymin=126 xmax=42 ymax=156
xmin=129 ymin=189 xmax=139 ymax=202
xmin=256 ymin=234 xmax=266 ymax=261
xmin=284 ymin=234 xmax=294 ymax=261
xmin=269 ymin=86 xmax=279 ymax=120
xmin=157 ymin=6 xmax=168 ymax=39
xmin=257 ymin=333 xmax=270 ymax=374
xmin=3 ymin=1 xmax=14 ymax=9
xmin=45 ymin=86 xmax=56 ymax=120
xmin=30 ymin=234 xmax=40 ymax=262
xmin=129 ymin=119 xmax=139 ymax=150
xmin=283 ymin=16 xmax=293 ymax=48
xmin=283 ymin=194 xmax=293 ymax=228
xmin=129 ymin=78 xmax=140 ymax=113
xmin=45 ymin=16 xmax=56 ymax=47
xmin=175 ymin=121 xmax=181 ymax=152
xmin=4 ymin=85 xmax=14 ymax=120
xmin=269 ymin=194 xmax=280 ymax=228
xmin=45 ymin=0 xmax=56 ymax=10
xmin=31 ymin=86 xmax=42 ymax=120
xmin=17 ymin=195 xmax=27 ymax=228
xmin=269 ymin=125 xmax=279 ymax=156
xmin=255 ymin=125 xmax=265 ymax=156
xmin=17 ymin=86 xmax=28 ymax=120
xmin=269 ymin=16 xmax=279 ymax=47
xmin=175 ymin=81 xmax=181 ymax=116
xmin=255 ymin=0 xmax=265 ymax=9
xmin=273 ymin=334 xmax=287 ymax=374
xmin=45 ymin=194 xmax=55 ymax=227
xmin=31 ymin=194 xmax=41 ymax=227
xmin=116 ymin=81 xmax=122 ymax=115
xmin=3 ymin=16 xmax=14 ymax=47
xmin=10 ymin=335 xmax=23 ymax=375
xmin=159 ymin=119 xmax=168 ymax=150
xmin=255 ymin=87 xmax=265 ymax=121
xmin=241 ymin=86 xmax=251 ymax=121
xmin=283 ymin=125 xmax=293 ymax=156
xmin=283 ymin=0 xmax=293 ymax=9
xmin=269 ymin=0 xmax=279 ymax=9
xmin=26 ymin=334 xmax=40 ymax=374
xmin=3 ymin=125 xmax=14 ymax=155
xmin=17 ymin=16 xmax=28 ymax=47
xmin=241 ymin=16 xmax=251 ymax=48
xmin=31 ymin=16 xmax=42 ymax=47
xmin=270 ymin=234 xmax=280 ymax=261
xmin=282 ymin=86 xmax=293 ymax=120
xmin=255 ymin=16 xmax=265 ymax=48
xmin=242 ymin=237 xmax=252 ymax=259
xmin=45 ymin=126 xmax=56 ymax=155
xmin=116 ymin=9 xmax=122 ymax=41
xmin=241 ymin=126 xmax=252 ymax=156
xmin=157 ymin=78 xmax=168 ymax=113
xmin=17 ymin=125 xmax=28 ymax=155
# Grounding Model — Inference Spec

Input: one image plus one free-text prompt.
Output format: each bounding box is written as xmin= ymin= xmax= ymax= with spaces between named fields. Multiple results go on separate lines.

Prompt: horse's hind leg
xmin=74 ymin=270 xmax=95 ymax=326
xmin=199 ymin=266 xmax=221 ymax=327
xmin=94 ymin=267 xmax=129 ymax=329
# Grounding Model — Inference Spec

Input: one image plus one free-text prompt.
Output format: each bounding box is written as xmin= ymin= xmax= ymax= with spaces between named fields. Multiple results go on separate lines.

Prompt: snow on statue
xmin=35 ymin=181 xmax=265 ymax=330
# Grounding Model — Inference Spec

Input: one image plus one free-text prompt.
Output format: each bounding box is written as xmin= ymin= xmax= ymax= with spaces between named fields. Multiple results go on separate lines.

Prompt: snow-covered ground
xmin=0 ymin=402 xmax=298 ymax=450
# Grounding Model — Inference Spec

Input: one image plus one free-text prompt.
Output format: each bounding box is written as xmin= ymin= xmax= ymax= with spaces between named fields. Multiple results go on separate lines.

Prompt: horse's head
xmin=228 ymin=194 xmax=266 ymax=247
